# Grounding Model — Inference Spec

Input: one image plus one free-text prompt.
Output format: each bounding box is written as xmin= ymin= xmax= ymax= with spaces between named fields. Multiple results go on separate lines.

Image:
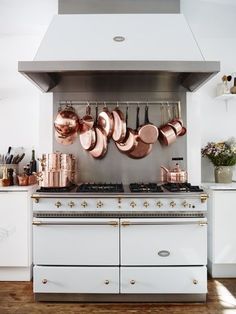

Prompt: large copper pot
xmin=35 ymin=153 xmax=76 ymax=187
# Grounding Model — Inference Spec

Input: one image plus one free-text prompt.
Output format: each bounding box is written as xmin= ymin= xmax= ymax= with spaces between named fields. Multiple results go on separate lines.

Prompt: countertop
xmin=202 ymin=182 xmax=236 ymax=190
xmin=0 ymin=185 xmax=38 ymax=192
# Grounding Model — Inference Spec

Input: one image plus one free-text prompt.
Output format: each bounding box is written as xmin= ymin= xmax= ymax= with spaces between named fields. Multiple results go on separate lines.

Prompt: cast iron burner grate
xmin=162 ymin=183 xmax=204 ymax=193
xmin=76 ymin=183 xmax=124 ymax=193
xmin=129 ymin=183 xmax=163 ymax=193
xmin=36 ymin=184 xmax=76 ymax=193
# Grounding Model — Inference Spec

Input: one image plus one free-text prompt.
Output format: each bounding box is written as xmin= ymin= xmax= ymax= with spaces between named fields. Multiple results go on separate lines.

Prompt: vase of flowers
xmin=201 ymin=138 xmax=236 ymax=183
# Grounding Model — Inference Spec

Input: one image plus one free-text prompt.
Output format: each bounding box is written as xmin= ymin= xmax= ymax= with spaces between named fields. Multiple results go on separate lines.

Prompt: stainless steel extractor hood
xmin=18 ymin=0 xmax=220 ymax=93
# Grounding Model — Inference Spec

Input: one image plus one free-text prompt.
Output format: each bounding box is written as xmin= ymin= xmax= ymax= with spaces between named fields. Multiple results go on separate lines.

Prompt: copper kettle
xmin=160 ymin=158 xmax=187 ymax=183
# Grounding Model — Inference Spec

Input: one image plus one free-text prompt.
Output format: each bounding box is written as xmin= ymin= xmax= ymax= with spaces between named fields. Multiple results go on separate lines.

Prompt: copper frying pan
xmin=112 ymin=105 xmax=126 ymax=143
xmin=79 ymin=106 xmax=96 ymax=151
xmin=89 ymin=106 xmax=108 ymax=159
xmin=116 ymin=106 xmax=137 ymax=153
xmin=138 ymin=105 xmax=159 ymax=144
xmin=98 ymin=104 xmax=114 ymax=138
xmin=127 ymin=106 xmax=152 ymax=159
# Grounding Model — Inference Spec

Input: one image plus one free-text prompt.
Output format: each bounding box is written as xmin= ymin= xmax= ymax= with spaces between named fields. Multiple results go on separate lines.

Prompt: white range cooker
xmin=32 ymin=182 xmax=208 ymax=302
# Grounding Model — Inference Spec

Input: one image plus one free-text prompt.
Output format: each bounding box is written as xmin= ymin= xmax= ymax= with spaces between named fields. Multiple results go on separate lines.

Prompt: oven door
xmin=120 ymin=218 xmax=207 ymax=266
xmin=33 ymin=218 xmax=119 ymax=265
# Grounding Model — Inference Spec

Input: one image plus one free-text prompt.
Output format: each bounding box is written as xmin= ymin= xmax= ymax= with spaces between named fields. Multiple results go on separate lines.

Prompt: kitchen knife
xmin=15 ymin=153 xmax=25 ymax=164
xmin=5 ymin=147 xmax=11 ymax=162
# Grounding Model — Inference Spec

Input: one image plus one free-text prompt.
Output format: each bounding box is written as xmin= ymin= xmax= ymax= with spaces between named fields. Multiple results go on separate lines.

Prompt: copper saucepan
xmin=116 ymin=106 xmax=137 ymax=153
xmin=158 ymin=105 xmax=177 ymax=146
xmin=176 ymin=102 xmax=187 ymax=136
xmin=127 ymin=106 xmax=152 ymax=159
xmin=89 ymin=106 xmax=108 ymax=159
xmin=167 ymin=104 xmax=182 ymax=136
xmin=138 ymin=105 xmax=159 ymax=144
xmin=80 ymin=104 xmax=94 ymax=133
xmin=112 ymin=105 xmax=126 ymax=143
xmin=79 ymin=106 xmax=97 ymax=151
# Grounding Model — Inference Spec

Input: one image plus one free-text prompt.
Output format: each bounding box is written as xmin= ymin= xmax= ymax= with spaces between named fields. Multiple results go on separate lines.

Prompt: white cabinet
xmin=34 ymin=266 xmax=119 ymax=294
xmin=121 ymin=266 xmax=207 ymax=294
xmin=0 ymin=187 xmax=34 ymax=280
xmin=120 ymin=218 xmax=207 ymax=266
xmin=207 ymin=187 xmax=236 ymax=277
xmin=33 ymin=218 xmax=119 ymax=265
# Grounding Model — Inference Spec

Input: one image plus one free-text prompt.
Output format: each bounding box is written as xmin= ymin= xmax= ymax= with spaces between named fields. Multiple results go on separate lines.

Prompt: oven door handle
xmin=121 ymin=220 xmax=207 ymax=226
xmin=32 ymin=220 xmax=119 ymax=226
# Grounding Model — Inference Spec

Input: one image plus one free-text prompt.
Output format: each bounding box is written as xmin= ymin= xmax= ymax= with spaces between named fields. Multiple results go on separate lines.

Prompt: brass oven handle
xmin=121 ymin=221 xmax=206 ymax=226
xmin=32 ymin=220 xmax=118 ymax=226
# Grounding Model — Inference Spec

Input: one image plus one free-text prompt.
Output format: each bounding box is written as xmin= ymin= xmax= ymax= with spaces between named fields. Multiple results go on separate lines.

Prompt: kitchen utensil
xmin=127 ymin=106 xmax=152 ymax=159
xmin=98 ymin=104 xmax=114 ymax=138
xmin=160 ymin=158 xmax=187 ymax=183
xmin=159 ymin=105 xmax=177 ymax=146
xmin=112 ymin=105 xmax=126 ymax=143
xmin=5 ymin=147 xmax=11 ymax=162
xmin=116 ymin=106 xmax=137 ymax=153
xmin=15 ymin=153 xmax=25 ymax=164
xmin=176 ymin=102 xmax=187 ymax=136
xmin=80 ymin=104 xmax=94 ymax=133
xmin=138 ymin=105 xmax=159 ymax=144
xmin=89 ymin=106 xmax=108 ymax=159
xmin=167 ymin=104 xmax=182 ymax=136
xmin=54 ymin=104 xmax=80 ymax=137
xmin=79 ymin=106 xmax=97 ymax=151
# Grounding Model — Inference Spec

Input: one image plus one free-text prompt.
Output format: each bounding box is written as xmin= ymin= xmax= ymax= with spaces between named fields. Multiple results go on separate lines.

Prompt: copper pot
xmin=39 ymin=153 xmax=75 ymax=171
xmin=160 ymin=163 xmax=187 ymax=183
xmin=54 ymin=105 xmax=81 ymax=137
xmin=158 ymin=105 xmax=176 ymax=146
xmin=34 ymin=170 xmax=75 ymax=188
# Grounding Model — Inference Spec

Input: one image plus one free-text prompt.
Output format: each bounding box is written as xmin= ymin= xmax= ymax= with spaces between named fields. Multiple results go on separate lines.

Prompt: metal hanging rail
xmin=58 ymin=100 xmax=181 ymax=106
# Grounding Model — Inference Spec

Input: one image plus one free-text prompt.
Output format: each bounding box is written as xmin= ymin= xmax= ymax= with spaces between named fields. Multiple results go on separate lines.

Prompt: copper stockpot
xmin=35 ymin=170 xmax=75 ymax=188
xmin=39 ymin=153 xmax=76 ymax=171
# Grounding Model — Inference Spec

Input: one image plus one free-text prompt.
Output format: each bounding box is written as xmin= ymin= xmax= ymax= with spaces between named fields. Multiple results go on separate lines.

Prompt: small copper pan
xmin=79 ymin=106 xmax=96 ymax=151
xmin=89 ymin=106 xmax=108 ymax=159
xmin=80 ymin=104 xmax=94 ymax=133
xmin=116 ymin=106 xmax=137 ymax=153
xmin=112 ymin=105 xmax=126 ymax=143
xmin=127 ymin=106 xmax=152 ymax=159
xmin=167 ymin=104 xmax=182 ymax=136
xmin=176 ymin=102 xmax=187 ymax=137
xmin=98 ymin=104 xmax=114 ymax=138
xmin=159 ymin=105 xmax=177 ymax=146
xmin=138 ymin=105 xmax=159 ymax=144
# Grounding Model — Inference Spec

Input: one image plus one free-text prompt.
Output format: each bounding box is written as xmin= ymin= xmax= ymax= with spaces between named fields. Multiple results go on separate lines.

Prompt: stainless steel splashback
xmin=53 ymin=92 xmax=186 ymax=184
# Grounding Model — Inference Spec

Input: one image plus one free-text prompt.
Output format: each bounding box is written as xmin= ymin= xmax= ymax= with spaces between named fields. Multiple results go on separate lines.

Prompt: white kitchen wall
xmin=0 ymin=0 xmax=57 ymax=162
xmin=1 ymin=0 xmax=236 ymax=181
xmin=181 ymin=0 xmax=236 ymax=181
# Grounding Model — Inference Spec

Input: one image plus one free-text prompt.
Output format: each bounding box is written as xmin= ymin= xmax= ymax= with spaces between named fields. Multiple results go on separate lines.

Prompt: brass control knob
xmin=55 ymin=201 xmax=62 ymax=208
xmin=68 ymin=201 xmax=75 ymax=208
xmin=81 ymin=201 xmax=88 ymax=208
xmin=143 ymin=201 xmax=149 ymax=208
xmin=170 ymin=201 xmax=176 ymax=208
xmin=42 ymin=279 xmax=47 ymax=284
xmin=104 ymin=280 xmax=110 ymax=285
xmin=130 ymin=280 xmax=136 ymax=285
xmin=193 ymin=279 xmax=198 ymax=285
xmin=182 ymin=201 xmax=188 ymax=208
xmin=97 ymin=201 xmax=104 ymax=208
xmin=156 ymin=201 xmax=163 ymax=208
xmin=130 ymin=201 xmax=136 ymax=208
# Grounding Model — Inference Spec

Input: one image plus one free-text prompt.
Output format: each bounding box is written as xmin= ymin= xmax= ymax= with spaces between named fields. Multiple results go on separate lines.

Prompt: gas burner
xmin=36 ymin=185 xmax=76 ymax=193
xmin=76 ymin=183 xmax=124 ymax=193
xmin=162 ymin=183 xmax=204 ymax=193
xmin=129 ymin=183 xmax=163 ymax=193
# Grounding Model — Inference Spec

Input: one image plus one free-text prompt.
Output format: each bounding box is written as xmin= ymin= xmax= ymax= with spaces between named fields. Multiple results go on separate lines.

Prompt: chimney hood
xmin=18 ymin=11 xmax=220 ymax=93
